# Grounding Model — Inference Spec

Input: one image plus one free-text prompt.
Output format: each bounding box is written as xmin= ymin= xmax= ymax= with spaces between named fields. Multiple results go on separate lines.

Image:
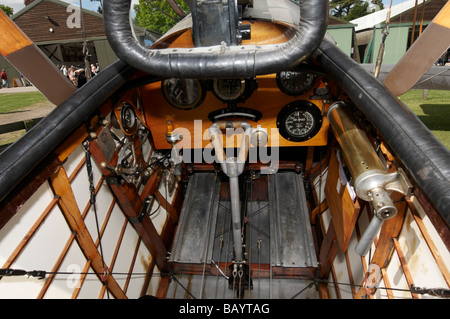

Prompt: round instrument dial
xmin=213 ymin=78 xmax=246 ymax=102
xmin=276 ymin=100 xmax=322 ymax=142
xmin=120 ymin=102 xmax=137 ymax=135
xmin=162 ymin=78 xmax=206 ymax=110
xmin=276 ymin=70 xmax=316 ymax=96
xmin=285 ymin=110 xmax=314 ymax=137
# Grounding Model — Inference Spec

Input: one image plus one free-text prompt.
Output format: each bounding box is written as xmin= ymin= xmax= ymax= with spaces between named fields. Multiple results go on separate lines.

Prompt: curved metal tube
xmin=208 ymin=121 xmax=253 ymax=263
xmin=208 ymin=120 xmax=252 ymax=175
xmin=103 ymin=0 xmax=328 ymax=78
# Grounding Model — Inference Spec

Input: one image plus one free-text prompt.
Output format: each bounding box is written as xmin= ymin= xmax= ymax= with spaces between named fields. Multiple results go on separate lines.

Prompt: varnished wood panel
xmin=0 ymin=10 xmax=33 ymax=56
xmin=169 ymin=262 xmax=316 ymax=279
xmin=144 ymin=20 xmax=330 ymax=150
xmin=325 ymin=150 xmax=361 ymax=252
xmin=152 ymin=20 xmax=294 ymax=49
xmin=141 ymin=74 xmax=330 ymax=150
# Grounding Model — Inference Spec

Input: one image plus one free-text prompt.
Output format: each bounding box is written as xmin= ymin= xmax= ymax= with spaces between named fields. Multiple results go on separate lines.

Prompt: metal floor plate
xmin=166 ymin=274 xmax=319 ymax=299
xmin=168 ymin=171 xmax=319 ymax=299
xmin=169 ymin=173 xmax=221 ymax=264
xmin=268 ymin=172 xmax=318 ymax=268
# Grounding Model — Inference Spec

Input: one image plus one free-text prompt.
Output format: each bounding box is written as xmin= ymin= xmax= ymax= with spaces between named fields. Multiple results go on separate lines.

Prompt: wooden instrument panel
xmin=137 ymin=20 xmax=331 ymax=150
xmin=140 ymin=74 xmax=330 ymax=150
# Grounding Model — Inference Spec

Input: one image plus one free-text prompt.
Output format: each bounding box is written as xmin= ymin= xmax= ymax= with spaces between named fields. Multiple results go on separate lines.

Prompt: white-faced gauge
xmin=276 ymin=100 xmax=322 ymax=142
xmin=162 ymin=78 xmax=206 ymax=110
xmin=276 ymin=70 xmax=316 ymax=96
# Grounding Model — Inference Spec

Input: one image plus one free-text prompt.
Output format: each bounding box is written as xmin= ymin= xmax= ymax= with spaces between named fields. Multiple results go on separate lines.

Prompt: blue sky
xmin=384 ymin=0 xmax=406 ymax=6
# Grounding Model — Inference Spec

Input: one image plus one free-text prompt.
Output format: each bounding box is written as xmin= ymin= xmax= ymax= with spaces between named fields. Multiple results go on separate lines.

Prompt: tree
xmin=329 ymin=0 xmax=383 ymax=21
xmin=0 ymin=4 xmax=13 ymax=16
xmin=134 ymin=0 xmax=189 ymax=35
xmin=90 ymin=0 xmax=102 ymax=14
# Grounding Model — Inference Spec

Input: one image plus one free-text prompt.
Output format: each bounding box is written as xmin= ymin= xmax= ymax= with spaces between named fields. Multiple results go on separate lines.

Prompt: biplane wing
xmin=383 ymin=1 xmax=450 ymax=95
xmin=361 ymin=64 xmax=450 ymax=91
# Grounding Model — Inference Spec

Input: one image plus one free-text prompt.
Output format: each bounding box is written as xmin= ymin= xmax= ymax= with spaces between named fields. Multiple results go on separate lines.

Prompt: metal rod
xmin=374 ymin=0 xmax=392 ymax=78
xmin=355 ymin=215 xmax=384 ymax=256
xmin=209 ymin=121 xmax=253 ymax=265
xmin=229 ymin=176 xmax=243 ymax=262
xmin=103 ymin=0 xmax=328 ymax=79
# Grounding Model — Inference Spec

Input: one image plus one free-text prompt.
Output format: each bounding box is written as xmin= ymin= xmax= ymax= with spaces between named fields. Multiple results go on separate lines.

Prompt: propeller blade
xmin=166 ymin=0 xmax=185 ymax=17
xmin=383 ymin=1 xmax=450 ymax=96
xmin=0 ymin=10 xmax=76 ymax=105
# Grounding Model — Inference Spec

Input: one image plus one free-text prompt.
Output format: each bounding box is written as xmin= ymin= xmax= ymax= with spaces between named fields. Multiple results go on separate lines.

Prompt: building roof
xmin=390 ymin=0 xmax=448 ymax=23
xmin=11 ymin=0 xmax=144 ymax=45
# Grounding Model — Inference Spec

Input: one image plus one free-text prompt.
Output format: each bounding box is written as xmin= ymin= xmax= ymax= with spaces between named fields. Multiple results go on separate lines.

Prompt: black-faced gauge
xmin=120 ymin=102 xmax=137 ymax=135
xmin=213 ymin=78 xmax=246 ymax=102
xmin=276 ymin=100 xmax=322 ymax=142
xmin=162 ymin=78 xmax=206 ymax=110
xmin=276 ymin=70 xmax=316 ymax=96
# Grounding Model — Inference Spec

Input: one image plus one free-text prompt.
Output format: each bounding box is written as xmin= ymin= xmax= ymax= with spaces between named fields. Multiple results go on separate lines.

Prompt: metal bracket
xmin=384 ymin=168 xmax=413 ymax=199
xmin=128 ymin=196 xmax=155 ymax=224
xmin=355 ymin=168 xmax=413 ymax=201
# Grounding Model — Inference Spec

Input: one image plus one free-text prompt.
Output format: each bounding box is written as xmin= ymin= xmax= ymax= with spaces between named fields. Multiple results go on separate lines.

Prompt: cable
xmin=83 ymin=140 xmax=109 ymax=299
xmin=290 ymin=281 xmax=316 ymax=299
xmin=2 ymin=267 xmax=449 ymax=298
xmin=296 ymin=277 xmax=450 ymax=299
xmin=0 ymin=268 xmax=149 ymax=279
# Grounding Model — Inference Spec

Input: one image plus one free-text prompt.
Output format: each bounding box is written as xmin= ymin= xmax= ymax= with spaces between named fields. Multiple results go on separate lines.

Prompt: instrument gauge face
xmin=276 ymin=100 xmax=322 ymax=142
xmin=276 ymin=70 xmax=316 ymax=96
xmin=213 ymin=78 xmax=246 ymax=102
xmin=162 ymin=78 xmax=206 ymax=110
xmin=120 ymin=102 xmax=137 ymax=135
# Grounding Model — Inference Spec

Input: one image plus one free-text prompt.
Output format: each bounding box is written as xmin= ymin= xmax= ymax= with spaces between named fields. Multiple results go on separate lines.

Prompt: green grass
xmin=399 ymin=90 xmax=450 ymax=150
xmin=0 ymin=92 xmax=48 ymax=113
xmin=0 ymin=90 xmax=448 ymax=149
xmin=0 ymin=92 xmax=50 ymax=147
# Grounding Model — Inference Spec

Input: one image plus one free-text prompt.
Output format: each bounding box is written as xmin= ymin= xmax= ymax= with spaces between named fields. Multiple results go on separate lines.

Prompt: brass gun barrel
xmin=328 ymin=102 xmax=397 ymax=256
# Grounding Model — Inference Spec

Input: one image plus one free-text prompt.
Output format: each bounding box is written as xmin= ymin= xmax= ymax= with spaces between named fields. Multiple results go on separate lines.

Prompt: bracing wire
xmin=83 ymin=140 xmax=109 ymax=299
xmin=1 ymin=268 xmax=449 ymax=299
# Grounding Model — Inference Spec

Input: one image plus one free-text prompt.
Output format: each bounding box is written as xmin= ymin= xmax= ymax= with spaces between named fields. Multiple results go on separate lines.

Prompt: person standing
xmin=1 ymin=69 xmax=8 ymax=88
xmin=61 ymin=65 xmax=68 ymax=78
xmin=90 ymin=64 xmax=97 ymax=77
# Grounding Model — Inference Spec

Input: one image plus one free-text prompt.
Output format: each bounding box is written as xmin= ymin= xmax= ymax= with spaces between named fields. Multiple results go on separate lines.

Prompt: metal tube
xmin=327 ymin=102 xmax=397 ymax=217
xmin=208 ymin=121 xmax=253 ymax=263
xmin=355 ymin=216 xmax=384 ymax=256
xmin=327 ymin=102 xmax=398 ymax=256
xmin=314 ymin=37 xmax=450 ymax=225
xmin=237 ymin=122 xmax=252 ymax=167
xmin=327 ymin=102 xmax=387 ymax=183
xmin=208 ymin=123 xmax=227 ymax=175
xmin=103 ymin=0 xmax=328 ymax=79
xmin=229 ymin=175 xmax=243 ymax=262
